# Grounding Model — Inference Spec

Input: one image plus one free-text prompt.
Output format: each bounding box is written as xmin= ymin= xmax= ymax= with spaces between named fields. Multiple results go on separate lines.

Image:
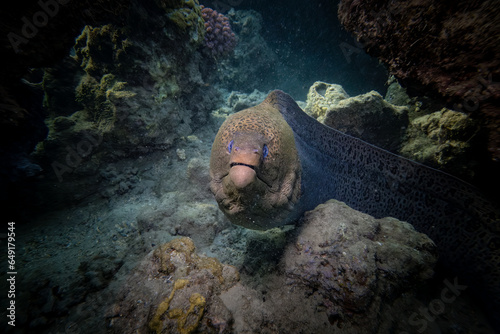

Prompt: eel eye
xmin=263 ymin=144 xmax=268 ymax=159
xmin=228 ymin=140 xmax=234 ymax=153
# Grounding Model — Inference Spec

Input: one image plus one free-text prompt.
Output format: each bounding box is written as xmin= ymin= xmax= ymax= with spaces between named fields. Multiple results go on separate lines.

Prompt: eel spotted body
xmin=210 ymin=90 xmax=500 ymax=326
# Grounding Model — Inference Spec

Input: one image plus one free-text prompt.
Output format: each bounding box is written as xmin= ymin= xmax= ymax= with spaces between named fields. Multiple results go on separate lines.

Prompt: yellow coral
xmin=170 ymin=293 xmax=206 ymax=334
xmin=154 ymin=237 xmax=196 ymax=274
xmin=148 ymin=238 xmax=232 ymax=333
xmin=75 ymin=73 xmax=135 ymax=132
xmin=149 ymin=278 xmax=206 ymax=334
xmin=196 ymin=256 xmax=224 ymax=284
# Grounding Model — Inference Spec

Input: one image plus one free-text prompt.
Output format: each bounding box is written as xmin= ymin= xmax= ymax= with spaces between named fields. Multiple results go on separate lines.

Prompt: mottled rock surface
xmin=338 ymin=0 xmax=500 ymax=161
xmin=401 ymin=108 xmax=481 ymax=180
xmin=109 ymin=237 xmax=239 ymax=334
xmin=306 ymin=81 xmax=409 ymax=153
xmin=307 ymin=80 xmax=491 ymax=186
xmin=277 ymin=200 xmax=437 ymax=332
xmin=323 ymin=91 xmax=408 ymax=153
xmin=305 ymin=81 xmax=350 ymax=122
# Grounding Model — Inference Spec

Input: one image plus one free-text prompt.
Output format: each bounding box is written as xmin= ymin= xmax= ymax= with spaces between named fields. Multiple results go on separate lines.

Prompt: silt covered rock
xmin=401 ymin=108 xmax=481 ymax=180
xmin=305 ymin=81 xmax=409 ymax=153
xmin=283 ymin=200 xmax=436 ymax=328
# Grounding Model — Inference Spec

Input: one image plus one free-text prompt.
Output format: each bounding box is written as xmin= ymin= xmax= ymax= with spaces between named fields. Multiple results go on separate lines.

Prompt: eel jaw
xmin=229 ymin=162 xmax=256 ymax=189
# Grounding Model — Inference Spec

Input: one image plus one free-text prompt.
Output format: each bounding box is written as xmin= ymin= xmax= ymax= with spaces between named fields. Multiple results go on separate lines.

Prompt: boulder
xmin=305 ymin=81 xmax=409 ymax=153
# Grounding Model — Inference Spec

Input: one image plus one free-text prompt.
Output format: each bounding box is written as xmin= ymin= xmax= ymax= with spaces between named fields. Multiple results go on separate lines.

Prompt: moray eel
xmin=210 ymin=90 xmax=500 ymax=328
xmin=210 ymin=97 xmax=302 ymax=229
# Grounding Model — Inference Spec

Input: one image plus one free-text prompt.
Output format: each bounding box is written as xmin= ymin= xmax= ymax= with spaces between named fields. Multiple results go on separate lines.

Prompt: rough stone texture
xmin=305 ymin=82 xmax=409 ymax=153
xmin=305 ymin=81 xmax=350 ymax=122
xmin=305 ymin=80 xmax=489 ymax=185
xmin=219 ymin=200 xmax=440 ymax=333
xmin=108 ymin=237 xmax=240 ymax=334
xmin=280 ymin=200 xmax=437 ymax=331
xmin=338 ymin=0 xmax=500 ymax=161
xmin=401 ymin=108 xmax=481 ymax=180
xmin=385 ymin=75 xmax=447 ymax=122
xmin=28 ymin=0 xmax=221 ymax=212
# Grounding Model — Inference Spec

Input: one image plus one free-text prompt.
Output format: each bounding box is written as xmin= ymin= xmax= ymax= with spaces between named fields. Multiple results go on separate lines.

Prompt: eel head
xmin=209 ymin=97 xmax=301 ymax=229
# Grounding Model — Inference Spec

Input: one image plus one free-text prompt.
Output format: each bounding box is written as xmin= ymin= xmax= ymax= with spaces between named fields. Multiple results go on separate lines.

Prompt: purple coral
xmin=200 ymin=5 xmax=236 ymax=57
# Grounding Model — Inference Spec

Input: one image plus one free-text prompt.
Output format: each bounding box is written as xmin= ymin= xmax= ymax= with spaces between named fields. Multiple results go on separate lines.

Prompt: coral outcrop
xmin=1 ymin=0 xmax=132 ymax=220
xmin=200 ymin=6 xmax=236 ymax=58
xmin=338 ymin=0 xmax=500 ymax=161
xmin=74 ymin=24 xmax=133 ymax=78
xmin=305 ymin=81 xmax=490 ymax=185
xmin=305 ymin=81 xmax=350 ymax=121
xmin=323 ymin=90 xmax=408 ymax=153
xmin=280 ymin=200 xmax=437 ymax=331
xmin=109 ymin=237 xmax=239 ymax=334
xmin=155 ymin=0 xmax=206 ymax=42
xmin=305 ymin=81 xmax=408 ymax=153
xmin=401 ymin=109 xmax=480 ymax=180
xmin=30 ymin=0 xmax=221 ymax=211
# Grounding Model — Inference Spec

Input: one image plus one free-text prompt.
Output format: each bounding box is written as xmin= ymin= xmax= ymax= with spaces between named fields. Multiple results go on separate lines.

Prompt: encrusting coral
xmin=110 ymin=237 xmax=238 ymax=333
xmin=149 ymin=278 xmax=206 ymax=334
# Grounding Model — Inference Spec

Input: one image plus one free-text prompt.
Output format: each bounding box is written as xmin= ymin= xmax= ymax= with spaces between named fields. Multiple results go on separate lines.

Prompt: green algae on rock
xmin=401 ymin=108 xmax=481 ymax=180
xmin=155 ymin=0 xmax=206 ymax=44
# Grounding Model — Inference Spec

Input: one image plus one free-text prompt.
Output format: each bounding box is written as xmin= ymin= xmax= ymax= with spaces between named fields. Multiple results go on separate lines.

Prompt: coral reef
xmin=0 ymin=0 xmax=133 ymax=220
xmin=74 ymin=73 xmax=136 ymax=129
xmin=305 ymin=81 xmax=492 ymax=185
xmin=323 ymin=90 xmax=408 ymax=153
xmin=74 ymin=24 xmax=132 ymax=78
xmin=200 ymin=6 xmax=236 ymax=58
xmin=338 ymin=0 xmax=500 ymax=161
xmin=28 ymin=0 xmax=221 ymax=212
xmin=155 ymin=0 xmax=206 ymax=43
xmin=384 ymin=79 xmax=489 ymax=184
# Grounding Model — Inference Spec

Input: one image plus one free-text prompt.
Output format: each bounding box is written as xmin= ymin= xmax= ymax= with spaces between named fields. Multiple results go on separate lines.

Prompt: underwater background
xmin=1 ymin=0 xmax=499 ymax=333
